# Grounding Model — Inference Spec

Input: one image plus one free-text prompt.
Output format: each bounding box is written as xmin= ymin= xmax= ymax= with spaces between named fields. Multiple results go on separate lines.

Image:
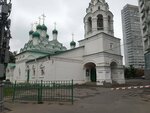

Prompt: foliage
xmin=9 ymin=51 xmax=17 ymax=63
xmin=124 ymin=65 xmax=144 ymax=78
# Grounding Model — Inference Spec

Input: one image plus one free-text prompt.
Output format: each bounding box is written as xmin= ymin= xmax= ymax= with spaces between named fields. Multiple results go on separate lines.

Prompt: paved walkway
xmin=4 ymin=86 xmax=150 ymax=113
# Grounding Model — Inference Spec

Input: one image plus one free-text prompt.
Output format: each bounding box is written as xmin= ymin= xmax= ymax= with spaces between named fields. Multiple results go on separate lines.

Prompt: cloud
xmin=10 ymin=0 xmax=138 ymax=53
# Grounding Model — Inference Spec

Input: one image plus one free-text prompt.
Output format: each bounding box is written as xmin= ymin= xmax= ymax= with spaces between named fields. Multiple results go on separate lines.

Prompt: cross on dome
xmin=42 ymin=14 xmax=46 ymax=24
xmin=39 ymin=17 xmax=41 ymax=25
xmin=54 ymin=22 xmax=57 ymax=29
xmin=72 ymin=33 xmax=74 ymax=41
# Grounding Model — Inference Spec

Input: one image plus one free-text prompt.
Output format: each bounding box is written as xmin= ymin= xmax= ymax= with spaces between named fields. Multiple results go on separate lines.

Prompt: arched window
xmin=98 ymin=6 xmax=100 ymax=10
xmin=87 ymin=17 xmax=92 ymax=33
xmin=108 ymin=16 xmax=111 ymax=31
xmin=97 ymin=14 xmax=103 ymax=30
xmin=32 ymin=65 xmax=35 ymax=76
xmin=40 ymin=64 xmax=45 ymax=76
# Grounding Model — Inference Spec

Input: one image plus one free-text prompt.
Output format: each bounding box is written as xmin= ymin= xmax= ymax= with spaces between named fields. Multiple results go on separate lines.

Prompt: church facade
xmin=7 ymin=0 xmax=125 ymax=85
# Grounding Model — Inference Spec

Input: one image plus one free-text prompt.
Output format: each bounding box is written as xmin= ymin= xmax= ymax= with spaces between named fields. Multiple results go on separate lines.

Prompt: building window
xmin=87 ymin=17 xmax=92 ymax=33
xmin=108 ymin=16 xmax=111 ymax=31
xmin=98 ymin=6 xmax=100 ymax=10
xmin=32 ymin=65 xmax=35 ymax=76
xmin=110 ymin=43 xmax=113 ymax=49
xmin=40 ymin=64 xmax=45 ymax=76
xmin=19 ymin=68 xmax=21 ymax=76
xmin=97 ymin=14 xmax=103 ymax=30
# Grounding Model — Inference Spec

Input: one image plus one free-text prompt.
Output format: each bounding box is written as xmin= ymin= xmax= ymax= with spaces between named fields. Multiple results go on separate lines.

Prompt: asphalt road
xmin=4 ymin=86 xmax=150 ymax=113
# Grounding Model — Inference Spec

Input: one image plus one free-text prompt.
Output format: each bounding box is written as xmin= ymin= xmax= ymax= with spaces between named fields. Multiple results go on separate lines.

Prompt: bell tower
xmin=84 ymin=0 xmax=114 ymax=38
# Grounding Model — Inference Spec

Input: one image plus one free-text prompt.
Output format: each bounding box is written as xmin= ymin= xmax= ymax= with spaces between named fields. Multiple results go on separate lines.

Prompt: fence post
xmin=0 ymin=81 xmax=4 ymax=112
xmin=12 ymin=81 xmax=17 ymax=102
xmin=38 ymin=80 xmax=43 ymax=104
xmin=71 ymin=80 xmax=74 ymax=105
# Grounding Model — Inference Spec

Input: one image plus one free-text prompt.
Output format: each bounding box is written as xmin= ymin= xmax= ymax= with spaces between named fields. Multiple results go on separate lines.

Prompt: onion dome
xmin=46 ymin=34 xmax=49 ymax=39
xmin=52 ymin=29 xmax=58 ymax=34
xmin=36 ymin=24 xmax=42 ymax=30
xmin=41 ymin=24 xmax=47 ymax=31
xmin=29 ymin=30 xmax=34 ymax=35
xmin=70 ymin=40 xmax=76 ymax=47
xmin=32 ymin=31 xmax=40 ymax=38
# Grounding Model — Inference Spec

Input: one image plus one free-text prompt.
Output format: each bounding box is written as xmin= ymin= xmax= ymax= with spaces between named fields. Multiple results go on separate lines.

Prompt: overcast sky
xmin=10 ymin=0 xmax=138 ymax=53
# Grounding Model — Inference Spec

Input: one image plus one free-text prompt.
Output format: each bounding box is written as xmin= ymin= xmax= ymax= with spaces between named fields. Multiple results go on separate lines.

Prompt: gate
xmin=4 ymin=80 xmax=74 ymax=104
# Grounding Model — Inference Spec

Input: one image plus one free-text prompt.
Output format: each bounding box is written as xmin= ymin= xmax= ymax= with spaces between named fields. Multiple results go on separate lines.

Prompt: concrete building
xmin=121 ymin=4 xmax=145 ymax=68
xmin=138 ymin=0 xmax=150 ymax=79
xmin=6 ymin=0 xmax=125 ymax=85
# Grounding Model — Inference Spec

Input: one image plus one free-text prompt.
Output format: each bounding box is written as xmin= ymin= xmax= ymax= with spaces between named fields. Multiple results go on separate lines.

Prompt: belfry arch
xmin=97 ymin=14 xmax=103 ymax=30
xmin=108 ymin=15 xmax=111 ymax=31
xmin=87 ymin=17 xmax=92 ymax=33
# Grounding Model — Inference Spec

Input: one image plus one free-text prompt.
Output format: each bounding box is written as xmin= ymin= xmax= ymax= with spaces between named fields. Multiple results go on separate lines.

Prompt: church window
xmin=98 ymin=6 xmax=100 ymax=10
xmin=32 ymin=65 xmax=35 ymax=76
xmin=19 ymin=68 xmax=21 ymax=76
xmin=40 ymin=64 xmax=45 ymax=76
xmin=108 ymin=16 xmax=111 ymax=31
xmin=87 ymin=17 xmax=92 ymax=33
xmin=110 ymin=43 xmax=113 ymax=49
xmin=97 ymin=14 xmax=103 ymax=30
xmin=41 ymin=69 xmax=45 ymax=75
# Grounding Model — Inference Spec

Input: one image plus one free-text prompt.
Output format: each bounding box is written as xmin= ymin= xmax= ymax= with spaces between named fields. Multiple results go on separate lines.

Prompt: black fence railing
xmin=4 ymin=80 xmax=74 ymax=104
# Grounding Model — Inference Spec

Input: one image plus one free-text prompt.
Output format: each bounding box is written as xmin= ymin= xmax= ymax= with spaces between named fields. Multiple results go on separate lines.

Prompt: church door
xmin=90 ymin=67 xmax=97 ymax=82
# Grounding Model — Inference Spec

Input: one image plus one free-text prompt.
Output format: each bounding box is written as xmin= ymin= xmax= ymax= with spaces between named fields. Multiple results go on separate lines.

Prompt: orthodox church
xmin=6 ymin=0 xmax=125 ymax=85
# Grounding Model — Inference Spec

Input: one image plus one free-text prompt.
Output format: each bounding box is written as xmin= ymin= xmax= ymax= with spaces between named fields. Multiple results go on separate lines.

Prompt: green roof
xmin=52 ymin=29 xmax=58 ymax=34
xmin=36 ymin=24 xmax=42 ymax=30
xmin=70 ymin=41 xmax=76 ymax=46
xmin=32 ymin=31 xmax=40 ymax=38
xmin=29 ymin=30 xmax=34 ymax=35
xmin=46 ymin=34 xmax=49 ymax=39
xmin=41 ymin=24 xmax=47 ymax=31
xmin=8 ymin=63 xmax=16 ymax=68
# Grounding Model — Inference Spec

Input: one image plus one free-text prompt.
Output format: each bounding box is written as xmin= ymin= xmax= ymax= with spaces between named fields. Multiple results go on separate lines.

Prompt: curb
xmin=111 ymin=85 xmax=150 ymax=91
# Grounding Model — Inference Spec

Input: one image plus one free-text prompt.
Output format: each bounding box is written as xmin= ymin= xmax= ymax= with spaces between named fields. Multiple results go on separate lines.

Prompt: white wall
xmin=14 ymin=62 xmax=26 ymax=82
xmin=6 ymin=67 xmax=15 ymax=82
xmin=27 ymin=57 xmax=85 ymax=84
xmin=55 ymin=47 xmax=84 ymax=60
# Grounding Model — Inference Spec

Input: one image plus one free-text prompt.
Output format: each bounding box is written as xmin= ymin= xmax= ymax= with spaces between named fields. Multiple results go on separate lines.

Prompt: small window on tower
xmin=110 ymin=43 xmax=113 ymax=49
xmin=98 ymin=6 xmax=100 ymax=10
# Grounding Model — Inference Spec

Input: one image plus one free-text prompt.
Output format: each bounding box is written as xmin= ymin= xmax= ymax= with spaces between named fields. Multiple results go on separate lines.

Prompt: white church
xmin=6 ymin=0 xmax=125 ymax=85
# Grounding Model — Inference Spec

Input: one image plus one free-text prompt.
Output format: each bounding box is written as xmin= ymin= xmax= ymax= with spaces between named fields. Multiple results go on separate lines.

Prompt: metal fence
xmin=0 ymin=81 xmax=4 ymax=112
xmin=4 ymin=80 xmax=74 ymax=104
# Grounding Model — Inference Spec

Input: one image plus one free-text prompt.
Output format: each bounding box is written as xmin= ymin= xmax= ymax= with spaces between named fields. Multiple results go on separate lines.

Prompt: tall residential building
xmin=138 ymin=0 xmax=150 ymax=79
xmin=121 ymin=4 xmax=145 ymax=68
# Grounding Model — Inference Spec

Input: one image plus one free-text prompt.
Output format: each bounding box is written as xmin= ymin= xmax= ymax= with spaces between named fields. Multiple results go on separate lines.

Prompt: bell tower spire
xmin=52 ymin=22 xmax=58 ymax=40
xmin=84 ymin=0 xmax=114 ymax=38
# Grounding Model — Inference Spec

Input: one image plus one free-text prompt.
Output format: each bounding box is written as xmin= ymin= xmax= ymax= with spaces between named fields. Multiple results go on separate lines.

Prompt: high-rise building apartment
xmin=138 ymin=0 xmax=150 ymax=78
xmin=121 ymin=4 xmax=145 ymax=68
